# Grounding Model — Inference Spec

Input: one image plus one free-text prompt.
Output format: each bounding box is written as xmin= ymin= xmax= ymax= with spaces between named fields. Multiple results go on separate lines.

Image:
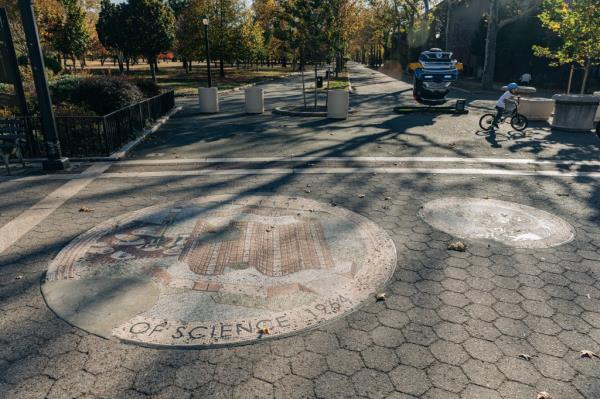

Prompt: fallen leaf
xmin=258 ymin=327 xmax=270 ymax=335
xmin=376 ymin=293 xmax=386 ymax=301
xmin=580 ymin=350 xmax=600 ymax=359
xmin=79 ymin=207 xmax=94 ymax=213
xmin=447 ymin=241 xmax=466 ymax=252
xmin=518 ymin=353 xmax=531 ymax=361
xmin=537 ymin=392 xmax=552 ymax=399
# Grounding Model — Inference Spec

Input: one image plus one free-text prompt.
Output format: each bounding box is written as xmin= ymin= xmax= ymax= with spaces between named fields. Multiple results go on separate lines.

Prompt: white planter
xmin=552 ymin=94 xmax=599 ymax=132
xmin=501 ymin=85 xmax=536 ymax=95
xmin=519 ymin=97 xmax=554 ymax=121
xmin=594 ymin=92 xmax=600 ymax=122
xmin=245 ymin=87 xmax=264 ymax=114
xmin=198 ymin=87 xmax=219 ymax=113
xmin=327 ymin=90 xmax=349 ymax=119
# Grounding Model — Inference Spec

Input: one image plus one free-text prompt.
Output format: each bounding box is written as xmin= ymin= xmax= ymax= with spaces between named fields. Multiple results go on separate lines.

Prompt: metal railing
xmin=18 ymin=91 xmax=175 ymax=158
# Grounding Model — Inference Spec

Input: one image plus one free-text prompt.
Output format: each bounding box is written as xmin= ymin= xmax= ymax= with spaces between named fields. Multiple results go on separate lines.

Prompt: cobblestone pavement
xmin=1 ymin=64 xmax=600 ymax=399
xmin=130 ymin=63 xmax=600 ymax=161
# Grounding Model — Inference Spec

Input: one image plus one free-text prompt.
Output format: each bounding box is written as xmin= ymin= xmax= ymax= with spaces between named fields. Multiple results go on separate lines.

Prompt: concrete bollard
xmin=519 ymin=97 xmax=554 ymax=122
xmin=198 ymin=87 xmax=219 ymax=113
xmin=327 ymin=90 xmax=349 ymax=119
xmin=551 ymin=94 xmax=599 ymax=132
xmin=245 ymin=87 xmax=264 ymax=114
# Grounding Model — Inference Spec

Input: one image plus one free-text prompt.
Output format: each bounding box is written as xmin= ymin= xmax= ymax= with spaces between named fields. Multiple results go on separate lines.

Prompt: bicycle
xmin=479 ymin=97 xmax=529 ymax=131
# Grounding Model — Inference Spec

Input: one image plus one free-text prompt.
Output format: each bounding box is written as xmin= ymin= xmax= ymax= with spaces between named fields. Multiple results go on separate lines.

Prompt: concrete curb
xmin=451 ymin=86 xmax=472 ymax=94
xmin=110 ymin=105 xmax=183 ymax=159
xmin=347 ymin=70 xmax=354 ymax=94
xmin=273 ymin=106 xmax=356 ymax=117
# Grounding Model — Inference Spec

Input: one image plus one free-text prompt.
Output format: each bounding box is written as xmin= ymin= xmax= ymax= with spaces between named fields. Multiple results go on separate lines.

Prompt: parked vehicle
xmin=409 ymin=48 xmax=462 ymax=106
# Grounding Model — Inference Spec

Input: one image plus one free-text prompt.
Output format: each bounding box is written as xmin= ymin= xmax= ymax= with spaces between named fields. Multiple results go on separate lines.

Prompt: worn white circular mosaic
xmin=419 ymin=197 xmax=574 ymax=248
xmin=42 ymin=195 xmax=396 ymax=347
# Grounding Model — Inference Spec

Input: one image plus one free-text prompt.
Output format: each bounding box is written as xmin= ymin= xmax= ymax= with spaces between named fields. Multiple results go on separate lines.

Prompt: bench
xmin=0 ymin=118 xmax=27 ymax=174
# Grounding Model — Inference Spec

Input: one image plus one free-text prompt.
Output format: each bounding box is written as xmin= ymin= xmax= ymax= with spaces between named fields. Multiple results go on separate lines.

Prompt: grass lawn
xmin=302 ymin=71 xmax=350 ymax=92
xmin=85 ymin=60 xmax=294 ymax=96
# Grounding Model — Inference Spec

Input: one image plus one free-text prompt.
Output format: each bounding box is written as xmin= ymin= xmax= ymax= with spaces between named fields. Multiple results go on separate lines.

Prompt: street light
xmin=18 ymin=0 xmax=70 ymax=171
xmin=202 ymin=18 xmax=212 ymax=88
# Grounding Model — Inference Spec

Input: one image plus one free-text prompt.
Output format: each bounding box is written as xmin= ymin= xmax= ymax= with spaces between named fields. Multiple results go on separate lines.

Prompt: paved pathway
xmin=129 ymin=63 xmax=600 ymax=161
xmin=1 ymin=64 xmax=600 ymax=399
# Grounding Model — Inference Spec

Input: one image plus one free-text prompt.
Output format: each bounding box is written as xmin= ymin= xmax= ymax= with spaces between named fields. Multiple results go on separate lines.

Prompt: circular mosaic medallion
xmin=42 ymin=195 xmax=396 ymax=347
xmin=419 ymin=197 xmax=574 ymax=249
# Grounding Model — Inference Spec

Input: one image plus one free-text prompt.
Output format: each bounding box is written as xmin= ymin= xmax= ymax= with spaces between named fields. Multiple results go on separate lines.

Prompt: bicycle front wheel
xmin=479 ymin=113 xmax=496 ymax=130
xmin=511 ymin=114 xmax=528 ymax=131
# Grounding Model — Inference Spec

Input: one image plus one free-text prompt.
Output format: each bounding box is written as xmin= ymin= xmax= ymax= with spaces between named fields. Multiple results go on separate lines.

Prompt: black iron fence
xmin=19 ymin=91 xmax=175 ymax=158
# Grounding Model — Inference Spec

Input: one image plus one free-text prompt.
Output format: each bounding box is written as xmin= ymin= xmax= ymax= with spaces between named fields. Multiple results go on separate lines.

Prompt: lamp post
xmin=18 ymin=0 xmax=70 ymax=171
xmin=202 ymin=18 xmax=212 ymax=88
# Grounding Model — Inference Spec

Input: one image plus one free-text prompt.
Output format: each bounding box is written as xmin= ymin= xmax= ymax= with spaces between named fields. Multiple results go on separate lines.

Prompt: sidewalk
xmin=0 ymin=63 xmax=599 ymax=399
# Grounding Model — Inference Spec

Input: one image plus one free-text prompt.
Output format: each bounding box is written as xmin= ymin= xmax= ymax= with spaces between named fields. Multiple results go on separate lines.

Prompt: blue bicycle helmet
xmin=507 ymin=82 xmax=519 ymax=91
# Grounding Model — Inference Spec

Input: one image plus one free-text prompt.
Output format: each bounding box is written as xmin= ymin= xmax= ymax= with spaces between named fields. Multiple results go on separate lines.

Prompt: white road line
xmin=3 ymin=165 xmax=600 ymax=184
xmin=115 ymin=156 xmax=600 ymax=167
xmin=91 ymin=167 xmax=600 ymax=178
xmin=0 ymin=163 xmax=110 ymax=254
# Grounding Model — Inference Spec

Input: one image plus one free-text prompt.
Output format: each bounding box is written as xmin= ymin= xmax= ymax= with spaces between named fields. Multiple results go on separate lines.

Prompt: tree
xmin=481 ymin=0 xmax=539 ymax=89
xmin=50 ymin=0 xmax=91 ymax=69
xmin=168 ymin=0 xmax=192 ymax=16
xmin=329 ymin=0 xmax=359 ymax=74
xmin=35 ymin=0 xmax=65 ymax=53
xmin=96 ymin=0 xmax=131 ymax=72
xmin=253 ymin=0 xmax=281 ymax=65
xmin=283 ymin=0 xmax=333 ymax=69
xmin=174 ymin=0 xmax=207 ymax=72
xmin=207 ymin=0 xmax=242 ymax=77
xmin=532 ymin=0 xmax=600 ymax=94
xmin=125 ymin=0 xmax=176 ymax=81
xmin=233 ymin=10 xmax=265 ymax=67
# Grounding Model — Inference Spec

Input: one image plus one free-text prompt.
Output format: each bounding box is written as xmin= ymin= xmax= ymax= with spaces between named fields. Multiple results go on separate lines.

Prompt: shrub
xmin=53 ymin=102 xmax=97 ymax=116
xmin=71 ymin=77 xmax=143 ymax=115
xmin=49 ymin=75 xmax=83 ymax=104
xmin=44 ymin=57 xmax=62 ymax=74
xmin=18 ymin=55 xmax=62 ymax=74
xmin=131 ymin=78 xmax=161 ymax=97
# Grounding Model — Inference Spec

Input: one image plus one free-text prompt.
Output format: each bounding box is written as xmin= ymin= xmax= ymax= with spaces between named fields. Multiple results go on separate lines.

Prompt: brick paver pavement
xmin=1 ymin=64 xmax=600 ymax=398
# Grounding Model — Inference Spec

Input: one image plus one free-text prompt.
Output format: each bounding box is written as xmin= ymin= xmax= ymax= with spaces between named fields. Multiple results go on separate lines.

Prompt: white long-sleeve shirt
xmin=496 ymin=91 xmax=514 ymax=109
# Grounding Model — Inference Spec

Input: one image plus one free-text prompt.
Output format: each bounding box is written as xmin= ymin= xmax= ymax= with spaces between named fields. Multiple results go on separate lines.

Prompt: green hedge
xmin=49 ymin=75 xmax=160 ymax=115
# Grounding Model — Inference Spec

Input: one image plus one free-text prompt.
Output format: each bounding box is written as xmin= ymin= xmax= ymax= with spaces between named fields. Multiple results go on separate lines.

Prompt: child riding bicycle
xmin=493 ymin=83 xmax=519 ymax=129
